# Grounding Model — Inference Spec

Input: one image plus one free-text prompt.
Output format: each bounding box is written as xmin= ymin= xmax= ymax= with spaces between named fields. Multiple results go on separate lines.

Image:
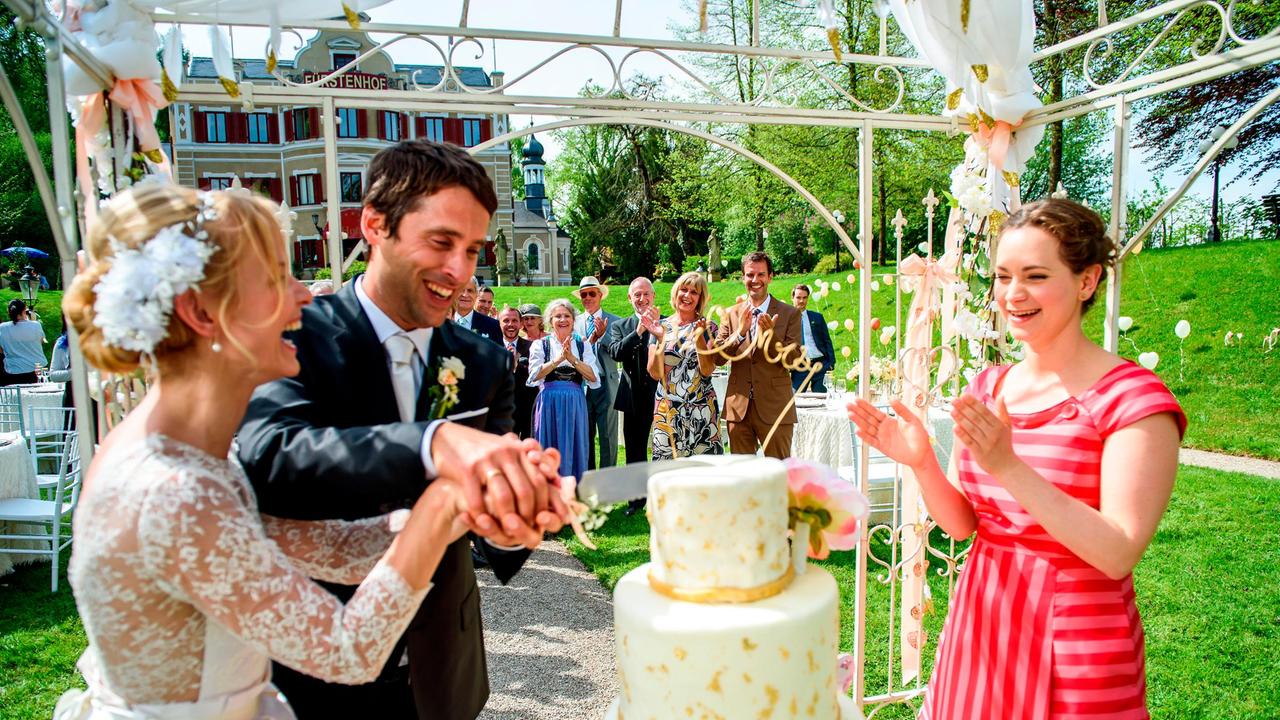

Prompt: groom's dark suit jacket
xmin=237 ymin=281 xmax=530 ymax=720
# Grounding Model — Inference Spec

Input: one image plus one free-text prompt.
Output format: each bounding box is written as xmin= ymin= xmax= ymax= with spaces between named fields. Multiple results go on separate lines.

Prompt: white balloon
xmin=841 ymin=346 xmax=852 ymax=358
xmin=1138 ymin=352 xmax=1160 ymax=370
xmin=1175 ymin=320 xmax=1191 ymax=339
xmin=827 ymin=320 xmax=838 ymax=330
xmin=871 ymin=281 xmax=881 ymax=292
xmin=843 ymin=318 xmax=856 ymax=332
xmin=1118 ymin=316 xmax=1133 ymax=332
xmin=846 ymin=274 xmax=856 ymax=284
xmin=832 ymin=282 xmax=842 ymax=291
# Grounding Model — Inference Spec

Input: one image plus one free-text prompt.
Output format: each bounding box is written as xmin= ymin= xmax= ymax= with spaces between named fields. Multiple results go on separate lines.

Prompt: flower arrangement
xmin=784 ymin=458 xmax=869 ymax=560
xmin=92 ymin=190 xmax=218 ymax=357
xmin=426 ymin=356 xmax=465 ymax=419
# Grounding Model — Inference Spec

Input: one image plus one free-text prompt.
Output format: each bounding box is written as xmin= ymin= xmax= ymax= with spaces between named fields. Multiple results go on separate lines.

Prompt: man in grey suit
xmin=573 ymin=276 xmax=620 ymax=469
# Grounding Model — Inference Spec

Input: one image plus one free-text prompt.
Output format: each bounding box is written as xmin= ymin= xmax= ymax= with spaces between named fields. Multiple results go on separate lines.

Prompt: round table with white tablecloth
xmin=20 ymin=383 xmax=68 ymax=433
xmin=0 ymin=430 xmax=43 ymax=576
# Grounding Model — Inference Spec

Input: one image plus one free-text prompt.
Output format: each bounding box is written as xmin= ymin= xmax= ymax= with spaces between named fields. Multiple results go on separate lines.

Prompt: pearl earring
xmin=211 ymin=341 xmax=223 ymax=353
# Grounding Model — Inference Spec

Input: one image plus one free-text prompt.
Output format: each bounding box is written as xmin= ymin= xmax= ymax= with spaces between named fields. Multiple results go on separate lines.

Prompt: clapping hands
xmin=639 ymin=307 xmax=663 ymax=339
xmin=845 ymin=399 xmax=933 ymax=469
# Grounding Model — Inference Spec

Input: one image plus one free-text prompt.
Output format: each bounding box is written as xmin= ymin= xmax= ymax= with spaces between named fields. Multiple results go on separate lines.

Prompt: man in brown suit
xmin=714 ymin=251 xmax=803 ymax=458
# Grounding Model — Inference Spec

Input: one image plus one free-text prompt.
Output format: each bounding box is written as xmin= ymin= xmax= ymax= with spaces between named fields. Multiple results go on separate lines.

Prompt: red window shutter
xmin=414 ymin=116 xmax=425 ymax=138
xmin=308 ymin=108 xmax=320 ymax=140
xmin=284 ymin=110 xmax=295 ymax=142
xmin=231 ymin=112 xmax=246 ymax=143
xmin=443 ymin=118 xmax=463 ymax=145
xmin=314 ymin=174 xmax=326 ymax=204
xmin=357 ymin=109 xmax=368 ymax=138
xmin=289 ymin=176 xmax=300 ymax=205
xmin=268 ymin=178 xmax=282 ymax=202
xmin=480 ymin=118 xmax=492 ymax=143
xmin=376 ymin=111 xmax=387 ymax=140
xmin=193 ymin=110 xmax=207 ymax=143
xmin=197 ymin=177 xmax=211 ymax=190
xmin=399 ymin=113 xmax=408 ymax=140
xmin=268 ymin=113 xmax=280 ymax=144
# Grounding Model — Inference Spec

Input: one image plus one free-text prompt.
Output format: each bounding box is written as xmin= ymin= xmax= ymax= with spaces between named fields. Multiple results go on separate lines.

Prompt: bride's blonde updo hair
xmin=63 ymin=181 xmax=286 ymax=374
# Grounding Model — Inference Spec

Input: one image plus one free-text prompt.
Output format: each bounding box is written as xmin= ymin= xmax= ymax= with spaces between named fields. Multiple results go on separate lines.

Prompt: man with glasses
xmin=572 ymin=276 xmax=620 ymax=470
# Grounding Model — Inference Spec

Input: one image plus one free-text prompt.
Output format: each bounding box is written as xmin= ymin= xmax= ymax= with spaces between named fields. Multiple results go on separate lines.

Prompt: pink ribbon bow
xmin=898 ymin=252 xmax=961 ymax=405
xmin=972 ymin=119 xmax=1019 ymax=173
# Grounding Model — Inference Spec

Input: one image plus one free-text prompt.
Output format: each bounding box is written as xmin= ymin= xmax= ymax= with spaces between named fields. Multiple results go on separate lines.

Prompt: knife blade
xmin=571 ymin=457 xmax=721 ymax=505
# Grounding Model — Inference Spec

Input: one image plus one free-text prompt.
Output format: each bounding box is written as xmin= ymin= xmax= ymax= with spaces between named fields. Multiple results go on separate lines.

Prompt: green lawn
xmin=562 ymin=465 xmax=1280 ymax=719
xmin=492 ymin=239 xmax=1280 ymax=459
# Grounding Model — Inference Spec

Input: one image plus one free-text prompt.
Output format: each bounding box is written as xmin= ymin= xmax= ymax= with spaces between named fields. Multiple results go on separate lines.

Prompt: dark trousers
xmin=1 ymin=371 xmax=37 ymax=386
xmin=791 ymin=369 xmax=828 ymax=393
xmin=621 ymin=404 xmax=653 ymax=465
xmin=271 ymin=660 xmax=417 ymax=719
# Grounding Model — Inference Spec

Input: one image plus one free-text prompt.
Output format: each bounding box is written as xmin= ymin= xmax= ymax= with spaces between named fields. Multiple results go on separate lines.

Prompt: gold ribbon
xmin=647 ymin=563 xmax=794 ymax=604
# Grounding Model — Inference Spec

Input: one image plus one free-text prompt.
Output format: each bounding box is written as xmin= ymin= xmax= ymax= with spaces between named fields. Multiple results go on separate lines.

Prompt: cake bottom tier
xmin=612 ymin=563 xmax=853 ymax=720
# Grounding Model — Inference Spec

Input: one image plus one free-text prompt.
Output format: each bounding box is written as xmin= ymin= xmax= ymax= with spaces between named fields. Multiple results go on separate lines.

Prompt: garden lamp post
xmin=1198 ymin=124 xmax=1239 ymax=243
xmin=18 ymin=265 xmax=38 ymax=310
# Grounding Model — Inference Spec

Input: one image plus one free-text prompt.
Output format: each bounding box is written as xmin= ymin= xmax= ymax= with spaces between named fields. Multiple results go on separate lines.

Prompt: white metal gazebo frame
xmin=1 ymin=0 xmax=1276 ymax=715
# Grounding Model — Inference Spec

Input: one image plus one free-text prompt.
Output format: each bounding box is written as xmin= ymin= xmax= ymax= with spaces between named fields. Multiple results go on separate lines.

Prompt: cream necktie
xmin=385 ymin=333 xmax=418 ymax=422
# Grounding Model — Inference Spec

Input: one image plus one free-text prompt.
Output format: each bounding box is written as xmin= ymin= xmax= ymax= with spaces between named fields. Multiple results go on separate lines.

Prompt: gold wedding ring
xmin=484 ymin=468 xmax=505 ymax=486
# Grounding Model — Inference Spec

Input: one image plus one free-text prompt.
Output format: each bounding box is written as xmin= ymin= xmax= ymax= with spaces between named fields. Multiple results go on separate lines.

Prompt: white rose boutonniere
xmin=428 ymin=356 xmax=466 ymax=419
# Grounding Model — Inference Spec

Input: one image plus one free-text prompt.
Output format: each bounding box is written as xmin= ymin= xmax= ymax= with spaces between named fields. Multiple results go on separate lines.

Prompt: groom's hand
xmin=430 ymin=424 xmax=554 ymax=545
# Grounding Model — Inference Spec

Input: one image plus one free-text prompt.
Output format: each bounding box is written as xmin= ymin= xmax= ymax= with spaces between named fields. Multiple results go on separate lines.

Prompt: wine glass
xmin=34 ymin=363 xmax=46 ymax=384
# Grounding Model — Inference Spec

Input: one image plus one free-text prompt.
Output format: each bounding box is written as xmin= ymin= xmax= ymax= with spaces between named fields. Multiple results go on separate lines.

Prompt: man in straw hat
xmin=572 ymin=276 xmax=620 ymax=469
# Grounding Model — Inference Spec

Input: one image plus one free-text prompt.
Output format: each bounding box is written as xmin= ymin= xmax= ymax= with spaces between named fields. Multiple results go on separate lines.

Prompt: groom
xmin=238 ymin=140 xmax=560 ymax=720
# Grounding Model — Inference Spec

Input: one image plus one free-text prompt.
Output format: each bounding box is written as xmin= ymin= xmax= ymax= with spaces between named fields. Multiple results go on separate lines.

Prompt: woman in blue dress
xmin=527 ymin=299 xmax=600 ymax=480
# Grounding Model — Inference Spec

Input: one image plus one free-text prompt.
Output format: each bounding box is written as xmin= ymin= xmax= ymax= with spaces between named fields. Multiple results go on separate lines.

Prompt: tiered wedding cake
xmin=605 ymin=456 xmax=861 ymax=719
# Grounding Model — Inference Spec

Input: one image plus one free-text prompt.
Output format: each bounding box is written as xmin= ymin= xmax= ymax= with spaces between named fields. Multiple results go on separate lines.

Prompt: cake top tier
xmin=647 ymin=455 xmax=792 ymax=600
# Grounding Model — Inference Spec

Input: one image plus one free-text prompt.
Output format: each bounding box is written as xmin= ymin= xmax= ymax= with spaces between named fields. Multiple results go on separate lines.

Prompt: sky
xmin=172 ymin=0 xmax=1272 ymax=206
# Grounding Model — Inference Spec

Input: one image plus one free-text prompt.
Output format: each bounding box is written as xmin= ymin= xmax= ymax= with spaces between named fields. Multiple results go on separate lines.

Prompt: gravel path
xmin=1179 ymin=448 xmax=1280 ymax=480
xmin=477 ymin=540 xmax=618 ymax=720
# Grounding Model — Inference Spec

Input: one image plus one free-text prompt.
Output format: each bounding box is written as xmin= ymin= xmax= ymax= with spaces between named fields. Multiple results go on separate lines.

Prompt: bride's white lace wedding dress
xmin=56 ymin=434 xmax=430 ymax=720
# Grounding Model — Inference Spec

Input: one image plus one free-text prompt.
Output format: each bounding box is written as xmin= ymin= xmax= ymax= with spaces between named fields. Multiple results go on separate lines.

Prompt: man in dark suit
xmin=453 ymin=275 xmax=502 ymax=344
xmin=602 ymin=277 xmax=659 ymax=514
xmin=789 ymin=284 xmax=837 ymax=393
xmin=714 ymin=252 xmax=803 ymax=459
xmin=499 ymin=305 xmax=537 ymax=439
xmin=572 ymin=276 xmax=620 ymax=469
xmin=237 ymin=140 xmax=563 ymax=720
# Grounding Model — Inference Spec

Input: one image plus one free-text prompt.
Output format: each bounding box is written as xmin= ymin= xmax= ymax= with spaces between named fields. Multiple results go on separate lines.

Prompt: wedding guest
xmin=520 ymin=303 xmax=546 ymax=341
xmin=572 ymin=276 xmax=619 ymax=470
xmin=527 ymin=299 xmax=599 ymax=483
xmin=0 ymin=299 xmax=46 ymax=385
xmin=453 ymin=276 xmax=502 ymax=344
xmin=847 ymin=199 xmax=1184 ymax=720
xmin=57 ymin=182 xmax=562 ymax=720
xmin=647 ymin=271 xmax=722 ymax=459
xmin=602 ymin=277 xmax=659 ymax=514
xmin=714 ymin=252 xmax=802 ymax=458
xmin=790 ymin=284 xmax=836 ymax=392
xmin=476 ymin=286 xmax=496 ymax=318
xmin=499 ymin=306 xmax=537 ymax=439
xmin=49 ymin=317 xmax=71 ymax=383
xmin=238 ymin=140 xmax=566 ymax=720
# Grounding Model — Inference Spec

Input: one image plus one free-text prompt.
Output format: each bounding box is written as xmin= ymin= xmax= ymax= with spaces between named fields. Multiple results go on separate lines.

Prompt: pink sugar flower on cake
xmin=785 ymin=458 xmax=869 ymax=559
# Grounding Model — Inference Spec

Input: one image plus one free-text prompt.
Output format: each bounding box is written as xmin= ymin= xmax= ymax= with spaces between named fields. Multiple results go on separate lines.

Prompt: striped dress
xmin=921 ymin=361 xmax=1186 ymax=720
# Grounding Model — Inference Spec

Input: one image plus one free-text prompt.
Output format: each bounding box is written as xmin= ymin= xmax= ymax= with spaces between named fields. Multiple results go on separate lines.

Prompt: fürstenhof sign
xmin=301 ymin=71 xmax=389 ymax=91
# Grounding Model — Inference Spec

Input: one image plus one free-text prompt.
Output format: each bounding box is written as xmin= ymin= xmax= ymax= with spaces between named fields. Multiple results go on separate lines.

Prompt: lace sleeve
xmin=137 ymin=468 xmax=429 ymax=685
xmin=261 ymin=511 xmax=405 ymax=585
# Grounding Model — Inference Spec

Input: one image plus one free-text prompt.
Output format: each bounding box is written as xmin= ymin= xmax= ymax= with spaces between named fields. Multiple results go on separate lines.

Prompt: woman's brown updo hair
xmin=63 ymin=181 xmax=287 ymax=374
xmin=1000 ymin=198 xmax=1117 ymax=313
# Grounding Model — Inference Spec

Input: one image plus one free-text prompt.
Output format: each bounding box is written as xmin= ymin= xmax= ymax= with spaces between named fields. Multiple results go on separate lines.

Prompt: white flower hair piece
xmin=92 ymin=192 xmax=220 ymax=356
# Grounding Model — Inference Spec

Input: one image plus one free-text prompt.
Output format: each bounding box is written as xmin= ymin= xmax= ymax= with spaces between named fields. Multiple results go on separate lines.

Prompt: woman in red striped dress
xmin=848 ymin=199 xmax=1185 ymax=720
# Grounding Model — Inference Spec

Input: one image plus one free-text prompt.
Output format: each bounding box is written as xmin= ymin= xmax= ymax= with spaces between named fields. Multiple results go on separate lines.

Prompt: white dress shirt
xmin=355 ymin=277 xmax=443 ymax=478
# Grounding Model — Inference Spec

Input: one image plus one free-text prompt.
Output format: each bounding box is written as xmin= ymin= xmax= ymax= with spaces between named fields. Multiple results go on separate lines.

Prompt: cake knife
xmin=571 ymin=457 xmax=721 ymax=505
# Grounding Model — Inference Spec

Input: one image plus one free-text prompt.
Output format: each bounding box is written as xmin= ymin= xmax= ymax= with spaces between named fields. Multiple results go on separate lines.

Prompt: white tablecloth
xmin=793 ymin=405 xmax=855 ymax=469
xmin=21 ymin=383 xmax=67 ymax=433
xmin=0 ymin=431 xmax=42 ymax=576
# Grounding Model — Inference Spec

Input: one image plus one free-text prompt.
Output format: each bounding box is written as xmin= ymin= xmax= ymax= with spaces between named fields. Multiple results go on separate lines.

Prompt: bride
xmin=55 ymin=181 xmax=563 ymax=719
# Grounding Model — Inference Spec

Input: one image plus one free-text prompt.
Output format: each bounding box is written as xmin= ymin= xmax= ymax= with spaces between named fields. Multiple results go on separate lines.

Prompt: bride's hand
xmin=416 ymin=480 xmax=476 ymax=543
xmin=846 ymin=398 xmax=933 ymax=468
